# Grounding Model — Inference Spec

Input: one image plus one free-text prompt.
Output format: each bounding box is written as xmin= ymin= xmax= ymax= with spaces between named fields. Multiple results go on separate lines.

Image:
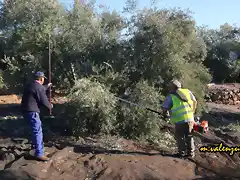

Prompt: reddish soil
xmin=0 ymin=147 xmax=207 ymax=180
xmin=0 ymin=94 xmax=21 ymax=104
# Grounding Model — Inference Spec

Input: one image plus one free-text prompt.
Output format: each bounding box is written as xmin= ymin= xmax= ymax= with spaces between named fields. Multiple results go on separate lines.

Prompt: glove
xmin=163 ymin=111 xmax=170 ymax=120
xmin=50 ymin=103 xmax=53 ymax=108
xmin=48 ymin=83 xmax=52 ymax=88
xmin=164 ymin=117 xmax=170 ymax=124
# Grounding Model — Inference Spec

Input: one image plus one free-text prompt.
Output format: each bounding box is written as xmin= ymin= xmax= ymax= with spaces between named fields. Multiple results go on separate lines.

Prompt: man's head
xmin=34 ymin=71 xmax=47 ymax=85
xmin=167 ymin=79 xmax=181 ymax=92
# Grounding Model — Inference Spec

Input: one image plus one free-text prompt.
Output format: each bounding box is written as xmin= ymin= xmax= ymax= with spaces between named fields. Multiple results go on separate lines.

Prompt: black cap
xmin=34 ymin=71 xmax=47 ymax=79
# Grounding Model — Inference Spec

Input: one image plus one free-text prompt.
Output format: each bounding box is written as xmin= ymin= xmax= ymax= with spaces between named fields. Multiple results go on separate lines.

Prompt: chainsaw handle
xmin=146 ymin=108 xmax=162 ymax=115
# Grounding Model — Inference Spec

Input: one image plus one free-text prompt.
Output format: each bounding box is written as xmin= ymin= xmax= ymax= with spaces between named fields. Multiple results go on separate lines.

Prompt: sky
xmin=59 ymin=0 xmax=240 ymax=29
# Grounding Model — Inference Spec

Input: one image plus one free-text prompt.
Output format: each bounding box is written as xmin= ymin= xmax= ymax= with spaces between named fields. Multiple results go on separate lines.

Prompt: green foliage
xmin=116 ymin=80 xmax=164 ymax=139
xmin=0 ymin=0 xmax=126 ymax=90
xmin=90 ymin=64 xmax=131 ymax=95
xmin=199 ymin=24 xmax=240 ymax=83
xmin=64 ymin=78 xmax=117 ymax=136
xmin=0 ymin=71 xmax=5 ymax=89
xmin=222 ymin=121 xmax=240 ymax=132
xmin=119 ymin=8 xmax=211 ymax=114
xmin=178 ymin=62 xmax=211 ymax=115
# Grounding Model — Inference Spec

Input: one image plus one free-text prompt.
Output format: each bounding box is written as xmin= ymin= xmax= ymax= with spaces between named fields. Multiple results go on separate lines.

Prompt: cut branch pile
xmin=205 ymin=88 xmax=240 ymax=105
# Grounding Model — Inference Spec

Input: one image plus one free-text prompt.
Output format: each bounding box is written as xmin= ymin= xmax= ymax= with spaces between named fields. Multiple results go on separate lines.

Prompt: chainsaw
xmin=193 ymin=117 xmax=208 ymax=133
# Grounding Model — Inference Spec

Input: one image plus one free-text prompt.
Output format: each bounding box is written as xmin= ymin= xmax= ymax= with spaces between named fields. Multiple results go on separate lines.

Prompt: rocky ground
xmin=0 ymin=84 xmax=240 ymax=180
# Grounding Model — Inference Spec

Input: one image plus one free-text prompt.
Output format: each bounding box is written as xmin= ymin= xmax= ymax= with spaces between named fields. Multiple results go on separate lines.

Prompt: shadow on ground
xmin=201 ymin=110 xmax=240 ymax=129
xmin=0 ymin=103 xmax=69 ymax=137
xmin=0 ymin=169 xmax=36 ymax=180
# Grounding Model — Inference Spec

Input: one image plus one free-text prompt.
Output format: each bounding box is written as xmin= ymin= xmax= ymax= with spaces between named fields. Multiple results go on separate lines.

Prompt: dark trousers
xmin=24 ymin=112 xmax=44 ymax=157
xmin=174 ymin=121 xmax=195 ymax=155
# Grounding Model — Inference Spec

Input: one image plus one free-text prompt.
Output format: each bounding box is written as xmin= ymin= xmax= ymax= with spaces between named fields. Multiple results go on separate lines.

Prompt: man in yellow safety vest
xmin=162 ymin=79 xmax=197 ymax=158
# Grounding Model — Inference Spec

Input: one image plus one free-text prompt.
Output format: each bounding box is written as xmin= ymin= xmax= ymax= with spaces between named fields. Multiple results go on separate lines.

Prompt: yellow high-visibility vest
xmin=169 ymin=88 xmax=194 ymax=124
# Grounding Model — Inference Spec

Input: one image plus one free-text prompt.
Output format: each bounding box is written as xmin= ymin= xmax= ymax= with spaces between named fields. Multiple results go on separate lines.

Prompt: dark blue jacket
xmin=20 ymin=81 xmax=51 ymax=113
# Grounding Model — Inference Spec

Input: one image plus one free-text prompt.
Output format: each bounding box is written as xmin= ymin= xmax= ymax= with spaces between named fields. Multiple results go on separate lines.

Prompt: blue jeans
xmin=24 ymin=112 xmax=44 ymax=157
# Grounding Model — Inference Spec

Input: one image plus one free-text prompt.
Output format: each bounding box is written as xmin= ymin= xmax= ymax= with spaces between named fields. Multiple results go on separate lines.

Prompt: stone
xmin=9 ymin=145 xmax=16 ymax=151
xmin=22 ymin=139 xmax=29 ymax=144
xmin=0 ymin=138 xmax=14 ymax=149
xmin=12 ymin=138 xmax=28 ymax=144
xmin=13 ymin=149 xmax=23 ymax=157
xmin=0 ymin=144 xmax=8 ymax=149
xmin=0 ymin=148 xmax=8 ymax=160
xmin=28 ymin=150 xmax=35 ymax=156
xmin=0 ymin=161 xmax=5 ymax=170
xmin=5 ymin=153 xmax=15 ymax=163
xmin=15 ymin=144 xmax=28 ymax=150
xmin=0 ymin=147 xmax=8 ymax=153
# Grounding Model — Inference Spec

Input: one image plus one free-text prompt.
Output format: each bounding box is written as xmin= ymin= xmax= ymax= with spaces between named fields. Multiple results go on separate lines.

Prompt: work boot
xmin=174 ymin=151 xmax=185 ymax=158
xmin=36 ymin=155 xmax=50 ymax=162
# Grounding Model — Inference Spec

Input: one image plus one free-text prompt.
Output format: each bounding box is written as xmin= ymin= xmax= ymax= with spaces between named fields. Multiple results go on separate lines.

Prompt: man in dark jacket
xmin=21 ymin=71 xmax=52 ymax=161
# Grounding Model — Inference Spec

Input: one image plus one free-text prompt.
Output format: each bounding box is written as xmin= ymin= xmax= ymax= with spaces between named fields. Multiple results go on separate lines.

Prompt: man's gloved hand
xmin=165 ymin=111 xmax=170 ymax=118
xmin=43 ymin=83 xmax=53 ymax=91
xmin=50 ymin=103 xmax=53 ymax=108
xmin=164 ymin=118 xmax=170 ymax=123
xmin=47 ymin=83 xmax=52 ymax=88
xmin=163 ymin=114 xmax=168 ymax=119
xmin=163 ymin=113 xmax=170 ymax=122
